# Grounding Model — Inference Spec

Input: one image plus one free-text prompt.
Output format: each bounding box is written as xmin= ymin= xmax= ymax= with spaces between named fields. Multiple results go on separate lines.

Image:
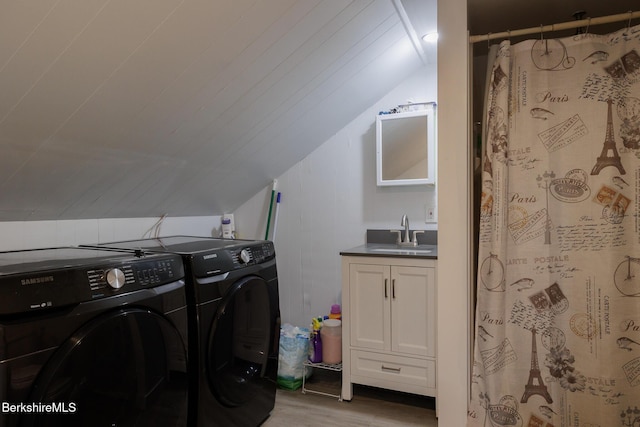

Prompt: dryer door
xmin=207 ymin=275 xmax=271 ymax=407
xmin=22 ymin=308 xmax=188 ymax=427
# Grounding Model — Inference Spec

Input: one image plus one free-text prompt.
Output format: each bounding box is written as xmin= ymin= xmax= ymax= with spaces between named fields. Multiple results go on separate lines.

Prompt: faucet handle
xmin=389 ymin=229 xmax=402 ymax=244
xmin=412 ymin=230 xmax=424 ymax=244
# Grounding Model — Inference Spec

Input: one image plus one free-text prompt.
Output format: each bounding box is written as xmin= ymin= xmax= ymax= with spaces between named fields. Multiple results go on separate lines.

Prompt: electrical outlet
xmin=426 ymin=206 xmax=437 ymax=223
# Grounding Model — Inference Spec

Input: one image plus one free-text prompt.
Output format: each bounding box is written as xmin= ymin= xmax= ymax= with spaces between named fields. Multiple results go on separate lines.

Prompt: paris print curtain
xmin=468 ymin=24 xmax=640 ymax=427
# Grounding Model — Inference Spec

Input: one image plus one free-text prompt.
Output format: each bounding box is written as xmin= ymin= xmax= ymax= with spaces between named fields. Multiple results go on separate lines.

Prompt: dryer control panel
xmin=230 ymin=242 xmax=275 ymax=268
xmin=192 ymin=241 xmax=275 ymax=277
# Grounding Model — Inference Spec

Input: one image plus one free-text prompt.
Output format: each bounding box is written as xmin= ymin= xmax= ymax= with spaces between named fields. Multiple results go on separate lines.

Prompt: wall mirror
xmin=376 ymin=104 xmax=436 ymax=186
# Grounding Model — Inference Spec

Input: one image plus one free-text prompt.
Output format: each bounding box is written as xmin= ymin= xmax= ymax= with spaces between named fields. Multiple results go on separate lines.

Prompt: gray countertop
xmin=340 ymin=229 xmax=438 ymax=259
xmin=340 ymin=243 xmax=438 ymax=259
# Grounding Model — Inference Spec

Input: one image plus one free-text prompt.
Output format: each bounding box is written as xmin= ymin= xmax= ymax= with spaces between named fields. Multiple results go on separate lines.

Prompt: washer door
xmin=22 ymin=308 xmax=188 ymax=427
xmin=207 ymin=275 xmax=271 ymax=407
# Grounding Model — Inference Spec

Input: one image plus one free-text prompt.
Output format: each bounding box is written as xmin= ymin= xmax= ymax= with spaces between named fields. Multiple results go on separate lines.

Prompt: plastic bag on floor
xmin=277 ymin=324 xmax=310 ymax=390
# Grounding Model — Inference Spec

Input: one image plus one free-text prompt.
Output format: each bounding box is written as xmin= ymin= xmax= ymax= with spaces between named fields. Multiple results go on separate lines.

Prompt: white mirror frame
xmin=375 ymin=104 xmax=436 ymax=186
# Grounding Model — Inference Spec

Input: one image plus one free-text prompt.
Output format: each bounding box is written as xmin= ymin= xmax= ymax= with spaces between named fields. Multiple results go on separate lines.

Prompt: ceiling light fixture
xmin=422 ymin=32 xmax=439 ymax=43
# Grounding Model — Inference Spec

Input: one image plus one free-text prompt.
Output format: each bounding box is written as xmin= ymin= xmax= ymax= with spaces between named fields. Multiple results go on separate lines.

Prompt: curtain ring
xmin=585 ymin=17 xmax=591 ymax=35
xmin=487 ymin=32 xmax=491 ymax=48
xmin=628 ymin=10 xmax=633 ymax=32
xmin=540 ymin=24 xmax=544 ymax=41
xmin=507 ymin=30 xmax=511 ymax=42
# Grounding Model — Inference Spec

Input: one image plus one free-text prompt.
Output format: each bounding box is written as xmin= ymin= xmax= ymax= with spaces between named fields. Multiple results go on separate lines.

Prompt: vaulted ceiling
xmin=0 ymin=0 xmax=436 ymax=221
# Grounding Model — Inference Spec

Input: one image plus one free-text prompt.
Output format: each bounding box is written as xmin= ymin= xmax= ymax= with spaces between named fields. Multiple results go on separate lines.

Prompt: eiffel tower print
xmin=591 ymin=99 xmax=626 ymax=175
xmin=521 ymin=328 xmax=553 ymax=404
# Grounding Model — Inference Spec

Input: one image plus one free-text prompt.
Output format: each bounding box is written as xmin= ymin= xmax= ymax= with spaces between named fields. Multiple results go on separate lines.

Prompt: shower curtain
xmin=469 ymin=24 xmax=640 ymax=427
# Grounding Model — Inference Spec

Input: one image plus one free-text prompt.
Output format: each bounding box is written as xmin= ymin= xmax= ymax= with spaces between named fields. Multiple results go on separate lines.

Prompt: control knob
xmin=105 ymin=268 xmax=126 ymax=289
xmin=238 ymin=249 xmax=252 ymax=264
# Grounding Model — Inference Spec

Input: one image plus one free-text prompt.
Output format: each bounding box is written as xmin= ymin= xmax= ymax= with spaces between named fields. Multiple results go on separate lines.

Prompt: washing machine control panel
xmin=238 ymin=249 xmax=252 ymax=264
xmin=105 ymin=268 xmax=126 ymax=289
xmin=0 ymin=252 xmax=184 ymax=316
xmin=87 ymin=257 xmax=182 ymax=296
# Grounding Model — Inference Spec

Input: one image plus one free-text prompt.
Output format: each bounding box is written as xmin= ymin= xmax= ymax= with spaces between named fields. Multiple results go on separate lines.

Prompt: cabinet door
xmin=390 ymin=266 xmax=436 ymax=357
xmin=349 ymin=264 xmax=390 ymax=351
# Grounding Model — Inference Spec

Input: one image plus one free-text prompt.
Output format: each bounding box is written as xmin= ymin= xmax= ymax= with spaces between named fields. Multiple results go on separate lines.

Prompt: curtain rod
xmin=469 ymin=10 xmax=640 ymax=44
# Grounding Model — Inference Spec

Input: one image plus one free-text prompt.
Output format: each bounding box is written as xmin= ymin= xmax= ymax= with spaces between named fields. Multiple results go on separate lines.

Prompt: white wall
xmin=437 ymin=0 xmax=471 ymax=425
xmin=0 ymin=215 xmax=222 ymax=250
xmin=234 ymin=66 xmax=437 ymax=328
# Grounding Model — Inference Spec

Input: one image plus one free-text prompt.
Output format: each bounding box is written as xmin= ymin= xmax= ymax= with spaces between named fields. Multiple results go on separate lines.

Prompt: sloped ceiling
xmin=0 ymin=0 xmax=436 ymax=221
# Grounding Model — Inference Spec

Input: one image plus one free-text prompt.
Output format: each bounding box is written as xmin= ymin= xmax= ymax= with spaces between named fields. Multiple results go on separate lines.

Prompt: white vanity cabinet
xmin=341 ymin=255 xmax=436 ymax=401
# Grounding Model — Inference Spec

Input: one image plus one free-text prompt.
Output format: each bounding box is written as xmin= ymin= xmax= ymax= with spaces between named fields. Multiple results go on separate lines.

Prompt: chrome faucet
xmin=391 ymin=214 xmax=424 ymax=246
xmin=401 ymin=214 xmax=410 ymax=245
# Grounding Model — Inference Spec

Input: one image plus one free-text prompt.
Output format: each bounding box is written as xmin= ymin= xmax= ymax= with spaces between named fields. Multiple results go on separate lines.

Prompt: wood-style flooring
xmin=263 ymin=369 xmax=437 ymax=426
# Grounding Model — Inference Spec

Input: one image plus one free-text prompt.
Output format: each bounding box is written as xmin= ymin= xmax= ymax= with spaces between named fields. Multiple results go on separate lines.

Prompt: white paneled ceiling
xmin=0 ymin=0 xmax=436 ymax=220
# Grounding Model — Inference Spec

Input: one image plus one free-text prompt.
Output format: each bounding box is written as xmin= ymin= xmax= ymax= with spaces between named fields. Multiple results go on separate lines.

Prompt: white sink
xmin=370 ymin=248 xmax=432 ymax=254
